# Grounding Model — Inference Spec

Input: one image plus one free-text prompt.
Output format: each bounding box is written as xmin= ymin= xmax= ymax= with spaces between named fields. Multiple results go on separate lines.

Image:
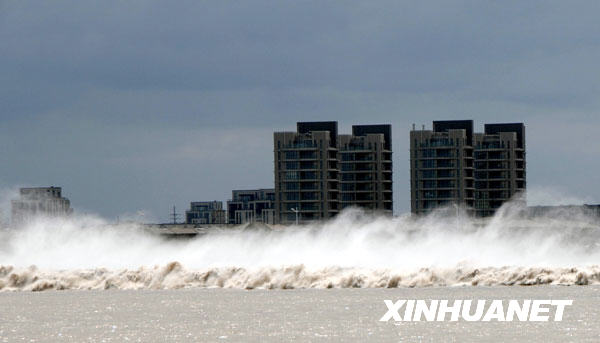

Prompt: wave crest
xmin=1 ymin=206 xmax=600 ymax=291
xmin=1 ymin=263 xmax=599 ymax=292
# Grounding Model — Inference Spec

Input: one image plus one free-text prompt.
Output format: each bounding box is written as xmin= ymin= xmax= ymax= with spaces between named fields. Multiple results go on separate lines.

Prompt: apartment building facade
xmin=274 ymin=122 xmax=340 ymax=224
xmin=185 ymin=201 xmax=226 ymax=225
xmin=274 ymin=121 xmax=392 ymax=224
xmin=338 ymin=125 xmax=393 ymax=212
xmin=473 ymin=123 xmax=526 ymax=216
xmin=410 ymin=120 xmax=525 ymax=216
xmin=226 ymin=188 xmax=275 ymax=225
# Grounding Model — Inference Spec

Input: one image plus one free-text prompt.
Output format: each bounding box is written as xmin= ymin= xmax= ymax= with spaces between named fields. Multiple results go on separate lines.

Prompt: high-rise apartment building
xmin=339 ymin=125 xmax=393 ymax=212
xmin=227 ymin=189 xmax=275 ymax=225
xmin=410 ymin=120 xmax=525 ymax=216
xmin=274 ymin=121 xmax=392 ymax=224
xmin=274 ymin=122 xmax=340 ymax=224
xmin=474 ymin=123 xmax=526 ymax=216
xmin=11 ymin=187 xmax=72 ymax=226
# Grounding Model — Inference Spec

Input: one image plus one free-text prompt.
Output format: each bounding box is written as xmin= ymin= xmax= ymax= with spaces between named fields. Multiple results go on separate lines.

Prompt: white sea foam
xmin=0 ymin=203 xmax=599 ymax=291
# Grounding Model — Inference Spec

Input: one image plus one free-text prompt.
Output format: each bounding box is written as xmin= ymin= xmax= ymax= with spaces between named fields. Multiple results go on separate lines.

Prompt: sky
xmin=1 ymin=1 xmax=599 ymax=222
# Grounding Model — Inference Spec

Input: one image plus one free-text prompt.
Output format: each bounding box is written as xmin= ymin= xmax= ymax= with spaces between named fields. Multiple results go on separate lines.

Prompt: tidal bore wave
xmin=1 ymin=263 xmax=599 ymax=292
xmin=0 ymin=205 xmax=599 ymax=291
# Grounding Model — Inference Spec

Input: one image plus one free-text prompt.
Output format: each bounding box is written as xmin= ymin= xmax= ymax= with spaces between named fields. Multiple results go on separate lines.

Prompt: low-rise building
xmin=11 ymin=187 xmax=72 ymax=226
xmin=185 ymin=201 xmax=226 ymax=225
xmin=227 ymin=189 xmax=275 ymax=225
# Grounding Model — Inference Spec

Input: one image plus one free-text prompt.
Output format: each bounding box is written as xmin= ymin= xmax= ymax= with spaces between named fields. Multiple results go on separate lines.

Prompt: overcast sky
xmin=1 ymin=1 xmax=599 ymax=222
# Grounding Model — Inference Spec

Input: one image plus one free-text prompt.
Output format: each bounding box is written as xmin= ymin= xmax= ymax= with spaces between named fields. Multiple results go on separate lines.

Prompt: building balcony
xmin=418 ymin=156 xmax=456 ymax=160
xmin=417 ymin=197 xmax=459 ymax=202
xmin=341 ymin=159 xmax=375 ymax=163
xmin=284 ymin=168 xmax=321 ymax=172
xmin=478 ymin=168 xmax=508 ymax=172
xmin=283 ymin=157 xmax=319 ymax=161
xmin=477 ymin=176 xmax=509 ymax=180
xmin=353 ymin=180 xmax=375 ymax=184
xmin=476 ymin=147 xmax=507 ymax=152
xmin=298 ymin=188 xmax=319 ymax=192
xmin=339 ymin=147 xmax=375 ymax=152
xmin=280 ymin=146 xmax=318 ymax=151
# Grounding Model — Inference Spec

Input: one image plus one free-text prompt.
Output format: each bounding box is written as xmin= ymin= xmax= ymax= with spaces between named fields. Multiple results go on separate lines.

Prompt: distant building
xmin=11 ymin=187 xmax=72 ymax=226
xmin=410 ymin=120 xmax=526 ymax=217
xmin=527 ymin=204 xmax=600 ymax=218
xmin=185 ymin=201 xmax=226 ymax=225
xmin=474 ymin=123 xmax=526 ymax=216
xmin=339 ymin=125 xmax=393 ymax=212
xmin=226 ymin=189 xmax=275 ymax=225
xmin=274 ymin=121 xmax=392 ymax=224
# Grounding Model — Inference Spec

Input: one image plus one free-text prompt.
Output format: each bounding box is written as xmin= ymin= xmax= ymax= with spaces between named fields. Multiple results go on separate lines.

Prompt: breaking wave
xmin=1 ymin=264 xmax=599 ymax=292
xmin=0 ymin=204 xmax=599 ymax=291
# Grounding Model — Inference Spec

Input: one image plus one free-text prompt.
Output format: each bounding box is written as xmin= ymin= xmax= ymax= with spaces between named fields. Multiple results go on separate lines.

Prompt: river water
xmin=1 ymin=286 xmax=599 ymax=342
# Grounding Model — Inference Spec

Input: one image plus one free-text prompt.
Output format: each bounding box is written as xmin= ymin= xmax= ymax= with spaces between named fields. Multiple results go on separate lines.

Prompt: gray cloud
xmin=1 ymin=1 xmax=599 ymax=220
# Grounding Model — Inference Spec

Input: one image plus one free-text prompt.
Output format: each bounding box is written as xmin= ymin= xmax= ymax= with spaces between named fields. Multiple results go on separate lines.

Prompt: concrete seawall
xmin=143 ymin=222 xmax=279 ymax=237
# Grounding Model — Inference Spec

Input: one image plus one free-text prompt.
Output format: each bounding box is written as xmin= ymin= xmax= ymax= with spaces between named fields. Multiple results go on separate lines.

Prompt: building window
xmin=421 ymin=149 xmax=435 ymax=158
xmin=285 ymin=171 xmax=299 ymax=180
xmin=342 ymin=194 xmax=355 ymax=201
xmin=285 ymin=182 xmax=299 ymax=190
xmin=437 ymin=180 xmax=454 ymax=188
xmin=422 ymin=180 xmax=436 ymax=188
xmin=341 ymin=174 xmax=354 ymax=181
xmin=341 ymin=183 xmax=355 ymax=191
xmin=437 ymin=170 xmax=454 ymax=178
xmin=285 ymin=151 xmax=298 ymax=159
xmin=421 ymin=160 xmax=435 ymax=168
xmin=421 ymin=170 xmax=435 ymax=178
